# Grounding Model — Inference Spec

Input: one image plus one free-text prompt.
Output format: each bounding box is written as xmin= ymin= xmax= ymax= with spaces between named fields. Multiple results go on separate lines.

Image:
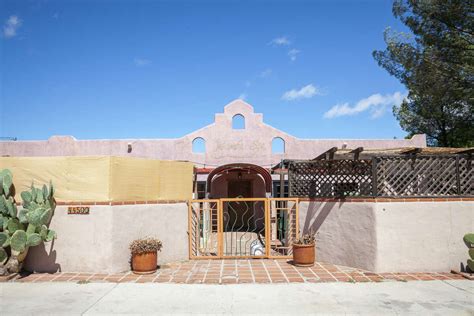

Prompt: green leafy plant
xmin=129 ymin=237 xmax=162 ymax=255
xmin=0 ymin=169 xmax=56 ymax=275
xmin=463 ymin=233 xmax=474 ymax=273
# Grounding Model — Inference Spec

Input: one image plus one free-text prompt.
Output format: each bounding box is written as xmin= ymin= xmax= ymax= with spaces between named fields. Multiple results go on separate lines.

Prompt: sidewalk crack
xmin=81 ymin=282 xmax=119 ymax=315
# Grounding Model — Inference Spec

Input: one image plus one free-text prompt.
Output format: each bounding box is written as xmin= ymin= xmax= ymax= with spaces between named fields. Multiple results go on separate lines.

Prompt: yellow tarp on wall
xmin=0 ymin=156 xmax=193 ymax=202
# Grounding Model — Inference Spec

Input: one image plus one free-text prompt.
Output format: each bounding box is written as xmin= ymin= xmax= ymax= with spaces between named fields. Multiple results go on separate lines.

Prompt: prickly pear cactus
xmin=0 ymin=169 xmax=57 ymax=276
xmin=464 ymin=233 xmax=474 ymax=272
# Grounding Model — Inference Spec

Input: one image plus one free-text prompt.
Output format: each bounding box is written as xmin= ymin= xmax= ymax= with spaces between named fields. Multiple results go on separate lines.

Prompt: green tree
xmin=373 ymin=0 xmax=473 ymax=147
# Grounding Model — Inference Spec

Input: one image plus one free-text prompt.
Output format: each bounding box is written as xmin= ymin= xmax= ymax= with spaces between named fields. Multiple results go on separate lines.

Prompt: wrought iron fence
xmin=288 ymin=155 xmax=473 ymax=198
xmin=188 ymin=198 xmax=299 ymax=259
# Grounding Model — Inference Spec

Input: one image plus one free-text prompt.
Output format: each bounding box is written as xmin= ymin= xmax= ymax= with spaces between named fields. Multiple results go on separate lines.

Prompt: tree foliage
xmin=373 ymin=0 xmax=473 ymax=147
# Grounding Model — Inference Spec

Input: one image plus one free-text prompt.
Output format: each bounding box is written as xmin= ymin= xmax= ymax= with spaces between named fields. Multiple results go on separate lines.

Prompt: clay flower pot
xmin=131 ymin=251 xmax=157 ymax=274
xmin=292 ymin=243 xmax=315 ymax=267
xmin=129 ymin=237 xmax=162 ymax=274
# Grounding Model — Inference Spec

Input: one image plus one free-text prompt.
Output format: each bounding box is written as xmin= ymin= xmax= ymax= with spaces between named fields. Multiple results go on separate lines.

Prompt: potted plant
xmin=129 ymin=237 xmax=162 ymax=274
xmin=292 ymin=233 xmax=316 ymax=267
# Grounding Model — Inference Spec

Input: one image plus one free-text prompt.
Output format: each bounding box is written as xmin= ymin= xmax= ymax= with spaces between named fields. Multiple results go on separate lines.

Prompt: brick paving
xmin=6 ymin=260 xmax=465 ymax=284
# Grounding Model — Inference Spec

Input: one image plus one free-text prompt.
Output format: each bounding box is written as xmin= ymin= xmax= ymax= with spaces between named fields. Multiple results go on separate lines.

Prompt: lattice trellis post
xmin=456 ymin=155 xmax=461 ymax=196
xmin=372 ymin=156 xmax=378 ymax=197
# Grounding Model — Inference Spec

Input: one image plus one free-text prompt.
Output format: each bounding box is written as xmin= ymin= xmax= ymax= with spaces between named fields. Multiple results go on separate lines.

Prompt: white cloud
xmin=269 ymin=36 xmax=290 ymax=46
xmin=259 ymin=68 xmax=272 ymax=78
xmin=133 ymin=58 xmax=151 ymax=67
xmin=324 ymin=92 xmax=406 ymax=119
xmin=3 ymin=15 xmax=22 ymax=38
xmin=282 ymin=84 xmax=320 ymax=101
xmin=238 ymin=93 xmax=247 ymax=100
xmin=288 ymin=49 xmax=300 ymax=61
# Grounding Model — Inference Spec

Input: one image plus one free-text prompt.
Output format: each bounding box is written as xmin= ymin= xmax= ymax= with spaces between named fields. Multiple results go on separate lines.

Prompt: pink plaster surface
xmin=0 ymin=100 xmax=426 ymax=167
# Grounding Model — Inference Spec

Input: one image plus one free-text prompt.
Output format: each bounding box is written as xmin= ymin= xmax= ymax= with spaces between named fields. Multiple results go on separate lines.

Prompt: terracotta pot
xmin=131 ymin=251 xmax=157 ymax=274
xmin=292 ymin=243 xmax=315 ymax=267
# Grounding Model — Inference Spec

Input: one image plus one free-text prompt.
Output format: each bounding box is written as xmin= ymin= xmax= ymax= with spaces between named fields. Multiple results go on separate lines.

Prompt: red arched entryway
xmin=206 ymin=163 xmax=272 ymax=198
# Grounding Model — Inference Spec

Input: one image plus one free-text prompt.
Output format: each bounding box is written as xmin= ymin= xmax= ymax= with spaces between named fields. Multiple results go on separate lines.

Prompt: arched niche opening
xmin=272 ymin=137 xmax=285 ymax=154
xmin=232 ymin=114 xmax=245 ymax=129
xmin=192 ymin=137 xmax=206 ymax=153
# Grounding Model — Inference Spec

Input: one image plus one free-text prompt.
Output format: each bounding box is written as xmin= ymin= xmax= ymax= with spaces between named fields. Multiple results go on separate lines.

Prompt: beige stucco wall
xmin=24 ymin=203 xmax=189 ymax=274
xmin=0 ymin=100 xmax=426 ymax=167
xmin=23 ymin=200 xmax=472 ymax=273
xmin=373 ymin=201 xmax=474 ymax=272
xmin=299 ymin=201 xmax=378 ymax=271
xmin=299 ymin=201 xmax=474 ymax=273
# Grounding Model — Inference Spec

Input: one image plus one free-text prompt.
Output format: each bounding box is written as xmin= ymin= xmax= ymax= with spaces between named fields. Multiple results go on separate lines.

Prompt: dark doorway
xmin=228 ymin=180 xmax=252 ymax=198
xmin=225 ymin=180 xmax=253 ymax=231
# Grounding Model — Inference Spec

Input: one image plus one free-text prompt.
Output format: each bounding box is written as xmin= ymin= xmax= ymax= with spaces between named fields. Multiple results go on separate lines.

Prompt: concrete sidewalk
xmin=1 ymin=280 xmax=473 ymax=315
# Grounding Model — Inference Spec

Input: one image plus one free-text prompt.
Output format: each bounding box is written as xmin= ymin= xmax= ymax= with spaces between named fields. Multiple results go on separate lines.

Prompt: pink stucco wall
xmin=0 ymin=100 xmax=426 ymax=167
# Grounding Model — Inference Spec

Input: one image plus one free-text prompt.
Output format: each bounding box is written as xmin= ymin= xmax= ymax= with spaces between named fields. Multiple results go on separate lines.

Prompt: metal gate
xmin=188 ymin=198 xmax=298 ymax=259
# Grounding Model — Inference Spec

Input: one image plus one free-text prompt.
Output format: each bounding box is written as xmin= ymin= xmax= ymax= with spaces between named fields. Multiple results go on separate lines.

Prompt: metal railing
xmin=188 ymin=198 xmax=299 ymax=259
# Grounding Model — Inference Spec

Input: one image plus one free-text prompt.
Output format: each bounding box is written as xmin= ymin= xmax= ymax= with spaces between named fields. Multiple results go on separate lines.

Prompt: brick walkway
xmin=8 ymin=260 xmax=465 ymax=284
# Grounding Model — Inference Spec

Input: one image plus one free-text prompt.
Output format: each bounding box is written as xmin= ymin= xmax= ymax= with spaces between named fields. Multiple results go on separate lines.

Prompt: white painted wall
xmin=24 ymin=203 xmax=189 ymax=274
xmin=299 ymin=201 xmax=474 ymax=273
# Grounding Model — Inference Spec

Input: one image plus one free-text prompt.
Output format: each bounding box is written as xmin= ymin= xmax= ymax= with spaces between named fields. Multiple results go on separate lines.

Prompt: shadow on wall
xmin=302 ymin=201 xmax=338 ymax=234
xmin=299 ymin=200 xmax=378 ymax=271
xmin=24 ymin=240 xmax=61 ymax=273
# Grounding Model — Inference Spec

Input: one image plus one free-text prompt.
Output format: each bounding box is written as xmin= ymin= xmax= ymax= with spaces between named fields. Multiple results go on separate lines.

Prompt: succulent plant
xmin=0 ymin=169 xmax=57 ymax=276
xmin=294 ymin=233 xmax=316 ymax=245
xmin=129 ymin=237 xmax=163 ymax=255
xmin=464 ymin=233 xmax=474 ymax=273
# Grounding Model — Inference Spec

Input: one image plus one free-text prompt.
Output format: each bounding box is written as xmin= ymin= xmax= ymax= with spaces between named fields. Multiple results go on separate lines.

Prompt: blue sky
xmin=1 ymin=0 xmax=409 ymax=141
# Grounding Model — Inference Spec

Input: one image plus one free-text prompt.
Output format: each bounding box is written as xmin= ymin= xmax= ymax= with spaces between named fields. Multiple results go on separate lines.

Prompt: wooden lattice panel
xmin=288 ymin=160 xmax=373 ymax=198
xmin=288 ymin=155 xmax=472 ymax=198
xmin=376 ymin=156 xmax=460 ymax=197
xmin=459 ymin=156 xmax=473 ymax=195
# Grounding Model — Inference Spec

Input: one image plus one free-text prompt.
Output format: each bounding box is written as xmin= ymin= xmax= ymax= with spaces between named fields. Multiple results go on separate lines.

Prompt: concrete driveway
xmin=1 ymin=280 xmax=473 ymax=315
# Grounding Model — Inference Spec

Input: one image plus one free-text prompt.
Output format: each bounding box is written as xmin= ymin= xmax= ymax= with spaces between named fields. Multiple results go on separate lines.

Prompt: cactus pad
xmin=468 ymin=259 xmax=474 ymax=272
xmin=0 ymin=248 xmax=7 ymax=264
xmin=5 ymin=198 xmax=15 ymax=217
xmin=27 ymin=233 xmax=42 ymax=247
xmin=463 ymin=233 xmax=474 ymax=248
xmin=11 ymin=230 xmax=27 ymax=252
xmin=39 ymin=225 xmax=48 ymax=239
xmin=18 ymin=208 xmax=28 ymax=224
xmin=7 ymin=218 xmax=23 ymax=233
xmin=49 ymin=182 xmax=54 ymax=199
xmin=45 ymin=229 xmax=56 ymax=242
xmin=0 ymin=232 xmax=8 ymax=246
xmin=42 ymin=184 xmax=49 ymax=200
xmin=40 ymin=209 xmax=52 ymax=225
xmin=2 ymin=174 xmax=12 ymax=197
xmin=21 ymin=191 xmax=32 ymax=204
xmin=0 ymin=196 xmax=7 ymax=214
xmin=35 ymin=188 xmax=44 ymax=203
xmin=26 ymin=207 xmax=45 ymax=226
xmin=3 ymin=236 xmax=10 ymax=247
